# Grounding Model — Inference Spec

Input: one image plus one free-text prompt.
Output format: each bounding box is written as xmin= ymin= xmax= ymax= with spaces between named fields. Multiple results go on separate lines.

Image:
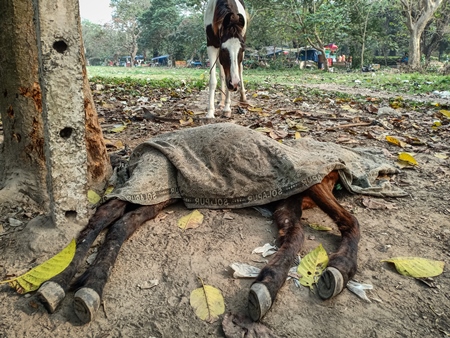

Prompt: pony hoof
xmin=73 ymin=287 xmax=101 ymax=324
xmin=248 ymin=283 xmax=272 ymax=322
xmin=36 ymin=281 xmax=65 ymax=313
xmin=317 ymin=267 xmax=345 ymax=300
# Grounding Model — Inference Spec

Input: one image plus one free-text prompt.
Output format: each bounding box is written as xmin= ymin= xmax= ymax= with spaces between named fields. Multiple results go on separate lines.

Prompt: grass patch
xmin=87 ymin=66 xmax=449 ymax=96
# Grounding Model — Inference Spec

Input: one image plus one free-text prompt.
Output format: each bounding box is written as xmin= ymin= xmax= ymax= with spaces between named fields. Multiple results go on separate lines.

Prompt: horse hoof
xmin=73 ymin=287 xmax=100 ymax=324
xmin=317 ymin=267 xmax=345 ymax=300
xmin=36 ymin=281 xmax=65 ymax=313
xmin=248 ymin=283 xmax=272 ymax=322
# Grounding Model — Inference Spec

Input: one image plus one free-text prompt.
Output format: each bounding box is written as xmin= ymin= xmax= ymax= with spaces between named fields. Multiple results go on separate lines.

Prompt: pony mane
xmin=213 ymin=0 xmax=245 ymax=38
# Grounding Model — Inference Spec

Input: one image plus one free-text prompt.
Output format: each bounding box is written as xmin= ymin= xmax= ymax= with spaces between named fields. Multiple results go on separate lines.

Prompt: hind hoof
xmin=36 ymin=281 xmax=65 ymax=313
xmin=317 ymin=267 xmax=345 ymax=300
xmin=248 ymin=283 xmax=272 ymax=322
xmin=73 ymin=287 xmax=100 ymax=324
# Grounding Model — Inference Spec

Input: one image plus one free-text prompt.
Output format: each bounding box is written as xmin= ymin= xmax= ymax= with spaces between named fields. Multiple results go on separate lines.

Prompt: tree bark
xmin=0 ymin=0 xmax=48 ymax=209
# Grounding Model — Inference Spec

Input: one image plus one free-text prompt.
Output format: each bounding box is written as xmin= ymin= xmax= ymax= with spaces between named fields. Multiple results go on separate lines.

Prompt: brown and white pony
xmin=204 ymin=0 xmax=248 ymax=118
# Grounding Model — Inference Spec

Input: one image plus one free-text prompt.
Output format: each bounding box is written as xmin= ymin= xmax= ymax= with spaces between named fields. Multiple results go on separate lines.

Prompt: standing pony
xmin=204 ymin=0 xmax=248 ymax=118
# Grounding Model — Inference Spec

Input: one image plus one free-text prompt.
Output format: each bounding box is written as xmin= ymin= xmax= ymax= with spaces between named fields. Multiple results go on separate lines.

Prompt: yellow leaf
xmin=179 ymin=117 xmax=194 ymax=126
xmin=434 ymin=153 xmax=448 ymax=159
xmin=298 ymin=244 xmax=329 ymax=289
xmin=439 ymin=110 xmax=450 ymax=119
xmin=200 ymin=73 xmax=205 ymax=80
xmin=104 ymin=186 xmax=115 ymax=195
xmin=190 ymin=278 xmax=225 ymax=323
xmin=110 ymin=125 xmax=127 ymax=133
xmin=432 ymin=120 xmax=441 ymax=127
xmin=0 ymin=239 xmax=76 ymax=294
xmin=87 ymin=190 xmax=101 ymax=204
xmin=178 ymin=210 xmax=204 ymax=230
xmin=254 ymin=127 xmax=273 ymax=133
xmin=295 ymin=124 xmax=309 ymax=132
xmin=398 ymin=152 xmax=418 ymax=166
xmin=293 ymin=97 xmax=303 ymax=103
xmin=386 ymin=136 xmax=406 ymax=148
xmin=248 ymin=107 xmax=262 ymax=112
xmin=308 ymin=223 xmax=332 ymax=231
xmin=381 ymin=257 xmax=445 ymax=278
xmin=294 ymin=132 xmax=301 ymax=139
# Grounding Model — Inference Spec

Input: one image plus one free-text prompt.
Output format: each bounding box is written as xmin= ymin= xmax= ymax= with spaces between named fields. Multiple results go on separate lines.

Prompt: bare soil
xmin=1 ymin=83 xmax=449 ymax=338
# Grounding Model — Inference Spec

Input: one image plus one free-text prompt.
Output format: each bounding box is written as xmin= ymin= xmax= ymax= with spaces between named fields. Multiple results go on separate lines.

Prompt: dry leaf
xmin=398 ymin=152 xmax=418 ymax=166
xmin=177 ymin=210 xmax=204 ymax=230
xmin=381 ymin=257 xmax=445 ymax=278
xmin=308 ymin=223 xmax=332 ymax=231
xmin=190 ymin=278 xmax=225 ymax=323
xmin=386 ymin=136 xmax=406 ymax=148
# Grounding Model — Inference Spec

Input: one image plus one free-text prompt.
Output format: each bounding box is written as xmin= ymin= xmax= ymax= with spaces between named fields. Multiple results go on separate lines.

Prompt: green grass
xmin=87 ymin=66 xmax=449 ymax=95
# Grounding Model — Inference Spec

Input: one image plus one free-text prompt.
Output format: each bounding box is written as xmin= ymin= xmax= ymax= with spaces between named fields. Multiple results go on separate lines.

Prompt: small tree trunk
xmin=408 ymin=27 xmax=422 ymax=70
xmin=0 ymin=0 xmax=48 ymax=208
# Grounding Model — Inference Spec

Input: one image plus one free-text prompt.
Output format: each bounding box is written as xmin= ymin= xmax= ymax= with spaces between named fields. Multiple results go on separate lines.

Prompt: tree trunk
xmin=0 ymin=0 xmax=48 ymax=209
xmin=408 ymin=27 xmax=422 ymax=69
xmin=400 ymin=0 xmax=445 ymax=70
xmin=0 ymin=0 xmax=111 ymax=229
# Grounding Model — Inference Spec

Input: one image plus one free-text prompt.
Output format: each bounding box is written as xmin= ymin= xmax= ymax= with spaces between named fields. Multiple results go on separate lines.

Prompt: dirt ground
xmin=1 ymin=81 xmax=449 ymax=338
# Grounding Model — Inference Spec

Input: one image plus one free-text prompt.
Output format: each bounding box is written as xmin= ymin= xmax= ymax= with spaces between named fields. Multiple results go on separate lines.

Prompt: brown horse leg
xmin=72 ymin=199 xmax=176 ymax=324
xmin=248 ymin=193 xmax=305 ymax=321
xmin=37 ymin=199 xmax=128 ymax=313
xmin=307 ymin=172 xmax=361 ymax=300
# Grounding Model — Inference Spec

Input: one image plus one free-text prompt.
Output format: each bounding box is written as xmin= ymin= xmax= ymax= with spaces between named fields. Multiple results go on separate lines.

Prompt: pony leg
xmin=238 ymin=60 xmax=247 ymax=104
xmin=37 ymin=199 xmax=127 ymax=313
xmin=308 ymin=172 xmax=361 ymax=299
xmin=220 ymin=65 xmax=232 ymax=117
xmin=249 ymin=194 xmax=305 ymax=321
xmin=72 ymin=199 xmax=175 ymax=324
xmin=206 ymin=46 xmax=219 ymax=118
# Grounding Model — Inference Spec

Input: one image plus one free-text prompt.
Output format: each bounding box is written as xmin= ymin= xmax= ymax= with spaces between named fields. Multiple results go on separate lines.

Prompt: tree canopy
xmin=80 ymin=0 xmax=450 ymax=69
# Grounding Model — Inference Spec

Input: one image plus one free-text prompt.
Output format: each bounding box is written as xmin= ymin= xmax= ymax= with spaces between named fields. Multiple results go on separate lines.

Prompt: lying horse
xmin=204 ymin=0 xmax=248 ymax=118
xmin=37 ymin=123 xmax=361 ymax=324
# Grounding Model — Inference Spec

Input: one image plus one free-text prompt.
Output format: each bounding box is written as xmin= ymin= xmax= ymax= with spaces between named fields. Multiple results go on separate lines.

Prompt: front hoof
xmin=73 ymin=287 xmax=101 ymax=324
xmin=248 ymin=283 xmax=272 ymax=322
xmin=317 ymin=267 xmax=344 ymax=300
xmin=36 ymin=281 xmax=66 ymax=313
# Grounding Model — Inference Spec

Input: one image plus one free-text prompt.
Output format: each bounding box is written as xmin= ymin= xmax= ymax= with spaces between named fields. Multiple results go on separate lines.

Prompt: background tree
xmin=139 ymin=0 xmax=181 ymax=58
xmin=398 ymin=0 xmax=446 ymax=70
xmin=82 ymin=20 xmax=127 ymax=65
xmin=421 ymin=0 xmax=450 ymax=65
xmin=110 ymin=0 xmax=151 ymax=65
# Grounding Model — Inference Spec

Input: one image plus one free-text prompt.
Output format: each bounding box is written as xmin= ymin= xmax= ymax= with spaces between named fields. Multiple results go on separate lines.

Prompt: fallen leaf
xmin=297 ymin=244 xmax=329 ymax=289
xmin=0 ymin=239 xmax=76 ymax=294
xmin=398 ymin=152 xmax=418 ymax=166
xmin=308 ymin=223 xmax=332 ymax=231
xmin=248 ymin=107 xmax=262 ymax=112
xmin=386 ymin=136 xmax=406 ymax=148
xmin=439 ymin=110 xmax=450 ymax=119
xmin=190 ymin=278 xmax=225 ymax=323
xmin=110 ymin=125 xmax=127 ymax=133
xmin=179 ymin=117 xmax=194 ymax=126
xmin=434 ymin=153 xmax=448 ymax=159
xmin=87 ymin=190 xmax=101 ymax=204
xmin=362 ymin=197 xmax=397 ymax=210
xmin=177 ymin=210 xmax=204 ymax=230
xmin=381 ymin=257 xmax=445 ymax=278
